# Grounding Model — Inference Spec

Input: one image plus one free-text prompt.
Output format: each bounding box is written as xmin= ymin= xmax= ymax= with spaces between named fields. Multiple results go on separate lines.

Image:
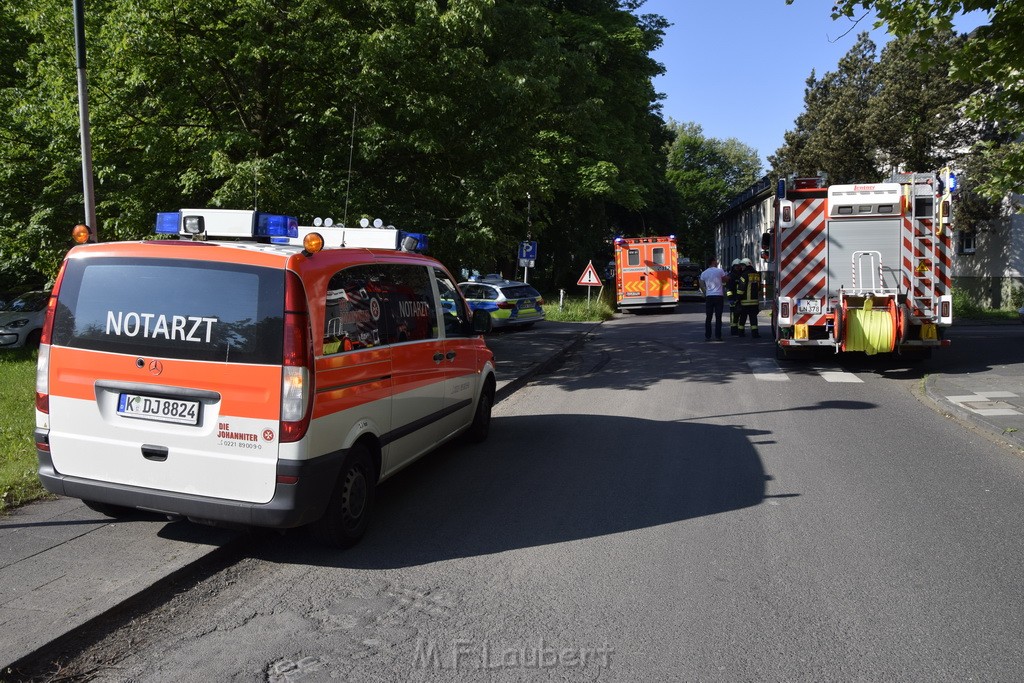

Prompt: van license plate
xmin=117 ymin=393 xmax=200 ymax=425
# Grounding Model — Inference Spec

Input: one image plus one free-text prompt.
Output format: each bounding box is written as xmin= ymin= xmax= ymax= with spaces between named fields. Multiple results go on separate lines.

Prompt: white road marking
xmin=811 ymin=367 xmax=864 ymax=383
xmin=746 ymin=358 xmax=789 ymax=381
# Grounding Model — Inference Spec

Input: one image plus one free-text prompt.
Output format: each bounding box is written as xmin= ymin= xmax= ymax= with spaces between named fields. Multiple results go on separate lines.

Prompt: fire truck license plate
xmin=797 ymin=299 xmax=821 ymax=314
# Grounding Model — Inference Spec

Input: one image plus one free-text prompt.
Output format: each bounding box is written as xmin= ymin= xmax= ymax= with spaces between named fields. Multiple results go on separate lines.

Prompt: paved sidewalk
xmin=923 ymin=369 xmax=1024 ymax=452
xmin=0 ymin=321 xmax=598 ymax=672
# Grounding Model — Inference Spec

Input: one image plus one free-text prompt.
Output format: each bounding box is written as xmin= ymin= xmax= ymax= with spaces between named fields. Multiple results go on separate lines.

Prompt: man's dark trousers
xmin=705 ymin=295 xmax=724 ymax=340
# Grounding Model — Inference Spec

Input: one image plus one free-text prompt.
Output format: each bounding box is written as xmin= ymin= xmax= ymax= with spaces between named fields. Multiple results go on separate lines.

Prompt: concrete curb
xmin=494 ymin=322 xmax=599 ymax=404
xmin=919 ymin=376 xmax=1024 ymax=455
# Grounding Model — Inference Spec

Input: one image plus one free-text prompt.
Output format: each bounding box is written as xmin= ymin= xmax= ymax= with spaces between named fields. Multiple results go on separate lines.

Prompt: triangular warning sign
xmin=577 ymin=261 xmax=602 ymax=286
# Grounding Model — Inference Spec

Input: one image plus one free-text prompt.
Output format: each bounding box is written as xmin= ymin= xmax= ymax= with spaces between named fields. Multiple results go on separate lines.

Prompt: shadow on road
xmin=253 ymin=413 xmax=775 ymax=569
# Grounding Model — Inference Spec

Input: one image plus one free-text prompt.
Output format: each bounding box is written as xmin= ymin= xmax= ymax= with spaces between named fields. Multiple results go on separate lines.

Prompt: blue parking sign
xmin=518 ymin=241 xmax=538 ymax=260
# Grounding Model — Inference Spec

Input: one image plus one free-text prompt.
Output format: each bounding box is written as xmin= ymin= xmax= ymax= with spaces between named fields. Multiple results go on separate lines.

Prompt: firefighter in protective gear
xmin=735 ymin=258 xmax=760 ymax=337
xmin=726 ymin=259 xmax=745 ymax=335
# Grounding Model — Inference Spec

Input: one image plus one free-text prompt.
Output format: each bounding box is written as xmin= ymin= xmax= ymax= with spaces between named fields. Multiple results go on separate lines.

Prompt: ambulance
xmin=35 ymin=210 xmax=495 ymax=547
xmin=612 ymin=235 xmax=679 ymax=312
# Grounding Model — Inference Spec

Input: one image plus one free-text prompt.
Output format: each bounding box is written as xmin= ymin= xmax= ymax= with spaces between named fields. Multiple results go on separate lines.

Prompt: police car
xmin=458 ymin=275 xmax=545 ymax=329
xmin=35 ymin=210 xmax=495 ymax=548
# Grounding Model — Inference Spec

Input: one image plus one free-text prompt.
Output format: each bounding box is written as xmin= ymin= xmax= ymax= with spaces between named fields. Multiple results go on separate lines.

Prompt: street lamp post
xmin=73 ymin=0 xmax=97 ymax=241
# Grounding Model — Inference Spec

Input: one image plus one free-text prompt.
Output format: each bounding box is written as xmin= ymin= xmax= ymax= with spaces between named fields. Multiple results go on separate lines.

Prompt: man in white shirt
xmin=699 ymin=257 xmax=728 ymax=341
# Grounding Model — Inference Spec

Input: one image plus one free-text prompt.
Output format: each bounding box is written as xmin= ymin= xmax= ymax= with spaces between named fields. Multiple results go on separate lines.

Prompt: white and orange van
xmin=35 ymin=209 xmax=495 ymax=547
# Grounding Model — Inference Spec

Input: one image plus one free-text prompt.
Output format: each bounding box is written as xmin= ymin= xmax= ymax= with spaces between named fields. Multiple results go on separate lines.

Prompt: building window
xmin=958 ymin=232 xmax=976 ymax=255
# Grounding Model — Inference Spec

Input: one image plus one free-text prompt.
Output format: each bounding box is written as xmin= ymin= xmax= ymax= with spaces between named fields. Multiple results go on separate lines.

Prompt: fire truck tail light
xmin=779 ymin=297 xmax=793 ymax=324
xmin=779 ymin=200 xmax=795 ymax=228
xmin=939 ymin=295 xmax=952 ymax=324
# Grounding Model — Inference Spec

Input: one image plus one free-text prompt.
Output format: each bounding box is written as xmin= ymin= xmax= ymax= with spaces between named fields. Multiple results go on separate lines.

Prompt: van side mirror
xmin=471 ymin=309 xmax=492 ymax=334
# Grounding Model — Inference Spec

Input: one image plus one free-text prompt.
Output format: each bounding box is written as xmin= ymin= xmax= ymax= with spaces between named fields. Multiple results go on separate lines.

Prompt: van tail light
xmin=536 ymin=297 xmax=544 ymax=305
xmin=36 ymin=344 xmax=50 ymax=414
xmin=280 ymin=272 xmax=313 ymax=443
xmin=36 ymin=261 xmax=67 ymax=414
xmin=497 ymin=302 xmax=515 ymax=309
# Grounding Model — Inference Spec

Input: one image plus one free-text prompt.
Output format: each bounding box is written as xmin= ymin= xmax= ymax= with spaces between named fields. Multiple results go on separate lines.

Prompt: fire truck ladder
xmin=891 ymin=172 xmax=939 ymax=322
xmin=907 ymin=178 xmax=937 ymax=321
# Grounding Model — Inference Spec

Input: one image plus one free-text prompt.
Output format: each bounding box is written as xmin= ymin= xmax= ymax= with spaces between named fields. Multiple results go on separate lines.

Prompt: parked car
xmin=458 ymin=276 xmax=545 ymax=329
xmin=1018 ymin=304 xmax=1024 ymax=323
xmin=678 ymin=261 xmax=703 ymax=299
xmin=0 ymin=290 xmax=50 ymax=348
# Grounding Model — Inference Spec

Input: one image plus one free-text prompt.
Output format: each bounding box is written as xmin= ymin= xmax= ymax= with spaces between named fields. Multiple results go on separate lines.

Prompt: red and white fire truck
xmin=613 ymin=235 xmax=679 ymax=312
xmin=763 ymin=173 xmax=953 ymax=359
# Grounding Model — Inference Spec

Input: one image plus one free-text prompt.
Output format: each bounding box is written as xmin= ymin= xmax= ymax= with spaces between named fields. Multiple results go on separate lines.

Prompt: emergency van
xmin=613 ymin=235 xmax=679 ymax=312
xmin=35 ymin=209 xmax=495 ymax=547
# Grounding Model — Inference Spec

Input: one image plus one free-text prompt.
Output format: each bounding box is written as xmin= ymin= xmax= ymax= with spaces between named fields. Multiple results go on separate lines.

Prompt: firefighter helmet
xmin=741 ymin=258 xmax=752 ymax=266
xmin=731 ymin=259 xmax=741 ymax=266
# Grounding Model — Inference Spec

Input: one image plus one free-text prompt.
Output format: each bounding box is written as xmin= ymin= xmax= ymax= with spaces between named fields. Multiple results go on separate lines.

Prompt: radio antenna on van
xmin=253 ymin=161 xmax=259 ymax=212
xmin=344 ymin=106 xmax=356 ymax=226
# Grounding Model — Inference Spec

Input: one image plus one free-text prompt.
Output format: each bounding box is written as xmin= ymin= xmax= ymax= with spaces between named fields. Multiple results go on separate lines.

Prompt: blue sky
xmin=635 ymin=0 xmax=988 ymax=170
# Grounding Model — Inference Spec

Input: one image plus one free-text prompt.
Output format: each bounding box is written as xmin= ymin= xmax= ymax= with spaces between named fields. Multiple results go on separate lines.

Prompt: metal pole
xmin=73 ymin=0 xmax=97 ymax=240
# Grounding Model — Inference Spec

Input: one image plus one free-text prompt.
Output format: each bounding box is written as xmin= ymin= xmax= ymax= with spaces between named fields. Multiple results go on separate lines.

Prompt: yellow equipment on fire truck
xmin=613 ymin=235 xmax=679 ymax=312
xmin=763 ymin=172 xmax=954 ymax=359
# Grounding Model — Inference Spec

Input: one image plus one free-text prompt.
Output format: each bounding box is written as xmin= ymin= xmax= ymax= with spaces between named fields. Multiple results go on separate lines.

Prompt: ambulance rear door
xmin=46 ymin=255 xmax=286 ymax=505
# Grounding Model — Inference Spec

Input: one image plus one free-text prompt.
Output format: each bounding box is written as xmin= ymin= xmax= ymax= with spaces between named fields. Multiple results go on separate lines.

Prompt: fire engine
xmin=613 ymin=235 xmax=679 ymax=312
xmin=763 ymin=172 xmax=953 ymax=359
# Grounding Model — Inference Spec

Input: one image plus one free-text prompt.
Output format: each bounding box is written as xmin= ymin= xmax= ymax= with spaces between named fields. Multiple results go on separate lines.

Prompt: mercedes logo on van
xmin=148 ymin=360 xmax=164 ymax=376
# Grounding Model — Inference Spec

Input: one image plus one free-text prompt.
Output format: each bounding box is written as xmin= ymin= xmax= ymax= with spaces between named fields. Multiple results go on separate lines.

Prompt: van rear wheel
xmin=310 ymin=444 xmax=376 ymax=549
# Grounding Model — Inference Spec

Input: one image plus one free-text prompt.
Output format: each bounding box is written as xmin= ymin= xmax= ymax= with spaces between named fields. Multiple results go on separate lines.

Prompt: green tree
xmin=0 ymin=0 xmax=669 ymax=290
xmin=770 ymin=33 xmax=879 ymax=184
xmin=665 ymin=121 xmax=761 ymax=261
xmin=865 ymin=28 xmax=974 ymax=174
xmin=803 ymin=0 xmax=1024 ymax=200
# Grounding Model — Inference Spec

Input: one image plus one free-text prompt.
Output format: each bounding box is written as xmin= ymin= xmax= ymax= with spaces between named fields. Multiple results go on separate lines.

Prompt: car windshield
xmin=6 ymin=292 xmax=49 ymax=312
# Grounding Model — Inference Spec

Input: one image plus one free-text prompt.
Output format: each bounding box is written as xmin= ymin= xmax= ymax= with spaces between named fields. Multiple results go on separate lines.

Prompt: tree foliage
xmin=0 ymin=0 xmax=669 ymax=291
xmin=798 ymin=0 xmax=1024 ymax=200
xmin=770 ymin=28 xmax=981 ymax=194
xmin=665 ymin=121 xmax=761 ymax=260
xmin=769 ymin=34 xmax=879 ymax=184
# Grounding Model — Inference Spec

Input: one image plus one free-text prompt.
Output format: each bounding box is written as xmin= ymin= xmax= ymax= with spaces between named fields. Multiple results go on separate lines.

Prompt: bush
xmin=952 ymin=288 xmax=982 ymax=317
xmin=1010 ymin=285 xmax=1024 ymax=310
xmin=544 ymin=291 xmax=616 ymax=322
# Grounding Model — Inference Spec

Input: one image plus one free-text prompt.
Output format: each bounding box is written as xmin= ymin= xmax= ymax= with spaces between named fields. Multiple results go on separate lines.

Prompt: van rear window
xmin=52 ymin=257 xmax=285 ymax=364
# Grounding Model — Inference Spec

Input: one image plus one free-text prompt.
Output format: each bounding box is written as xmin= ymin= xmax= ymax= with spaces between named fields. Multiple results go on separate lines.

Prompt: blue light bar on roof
xmin=256 ymin=213 xmax=298 ymax=239
xmin=155 ymin=212 xmax=180 ymax=234
xmin=401 ymin=231 xmax=429 ymax=252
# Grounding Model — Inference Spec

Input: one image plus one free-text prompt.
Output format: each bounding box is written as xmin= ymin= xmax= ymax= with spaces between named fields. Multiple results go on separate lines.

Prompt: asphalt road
xmin=10 ymin=308 xmax=1024 ymax=681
